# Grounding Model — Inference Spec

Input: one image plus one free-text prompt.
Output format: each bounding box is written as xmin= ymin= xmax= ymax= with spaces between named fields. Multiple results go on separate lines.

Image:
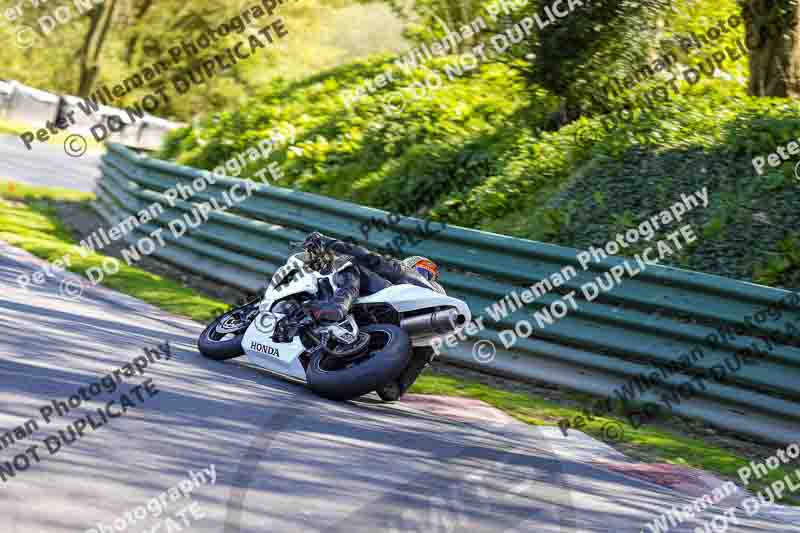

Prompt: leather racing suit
xmin=303 ymin=233 xmax=437 ymax=323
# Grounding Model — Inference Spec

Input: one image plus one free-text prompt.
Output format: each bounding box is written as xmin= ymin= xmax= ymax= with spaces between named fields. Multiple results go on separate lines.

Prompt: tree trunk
xmin=744 ymin=0 xmax=800 ymax=97
xmin=76 ymin=0 xmax=119 ymax=98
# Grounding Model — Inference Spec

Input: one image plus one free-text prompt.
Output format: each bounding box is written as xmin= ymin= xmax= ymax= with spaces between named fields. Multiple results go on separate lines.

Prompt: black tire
xmin=376 ymin=347 xmax=433 ymax=402
xmin=197 ymin=302 xmax=258 ymax=361
xmin=376 ymin=382 xmax=403 ymax=402
xmin=307 ymin=324 xmax=411 ymax=401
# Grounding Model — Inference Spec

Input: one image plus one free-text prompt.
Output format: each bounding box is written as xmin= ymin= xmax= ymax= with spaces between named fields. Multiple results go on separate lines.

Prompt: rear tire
xmin=307 ymin=324 xmax=411 ymax=401
xmin=376 ymin=347 xmax=433 ymax=402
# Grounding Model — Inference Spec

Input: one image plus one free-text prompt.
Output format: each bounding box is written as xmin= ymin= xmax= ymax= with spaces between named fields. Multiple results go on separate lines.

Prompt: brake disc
xmin=324 ymin=332 xmax=370 ymax=358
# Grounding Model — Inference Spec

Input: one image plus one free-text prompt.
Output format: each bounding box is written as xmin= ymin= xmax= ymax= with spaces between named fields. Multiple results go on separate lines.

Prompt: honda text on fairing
xmin=197 ymin=236 xmax=471 ymax=401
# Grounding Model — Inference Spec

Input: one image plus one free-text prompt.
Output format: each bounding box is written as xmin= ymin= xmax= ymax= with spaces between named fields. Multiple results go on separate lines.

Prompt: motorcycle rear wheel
xmin=376 ymin=347 xmax=434 ymax=402
xmin=307 ymin=324 xmax=411 ymax=401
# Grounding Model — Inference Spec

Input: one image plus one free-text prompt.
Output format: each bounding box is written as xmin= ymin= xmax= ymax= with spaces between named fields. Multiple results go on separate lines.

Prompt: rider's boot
xmin=304 ymin=268 xmax=360 ymax=323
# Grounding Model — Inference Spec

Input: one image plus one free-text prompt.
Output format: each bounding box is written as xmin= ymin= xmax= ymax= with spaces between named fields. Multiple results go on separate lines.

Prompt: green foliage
xmin=539 ymin=0 xmax=671 ymax=101
xmin=703 ymin=214 xmax=726 ymax=238
xmin=755 ymin=237 xmax=800 ymax=288
xmin=161 ymin=55 xmax=558 ymax=222
xmin=661 ymin=0 xmax=744 ymax=77
xmin=380 ymin=0 xmax=490 ymax=46
xmin=154 ymin=0 xmax=800 ymax=290
xmin=0 ymin=0 xmax=406 ymax=121
xmin=160 ymin=45 xmax=800 ymax=289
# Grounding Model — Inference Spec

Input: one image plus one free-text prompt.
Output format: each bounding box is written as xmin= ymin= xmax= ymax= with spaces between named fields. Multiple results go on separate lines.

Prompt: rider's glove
xmin=303 ymin=232 xmax=325 ymax=254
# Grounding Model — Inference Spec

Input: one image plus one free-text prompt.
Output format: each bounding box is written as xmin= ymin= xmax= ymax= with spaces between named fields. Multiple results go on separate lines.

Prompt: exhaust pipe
xmin=400 ymin=309 xmax=467 ymax=335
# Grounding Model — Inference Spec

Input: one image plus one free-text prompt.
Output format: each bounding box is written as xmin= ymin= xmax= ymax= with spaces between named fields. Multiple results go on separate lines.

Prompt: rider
xmin=301 ymin=232 xmax=443 ymax=323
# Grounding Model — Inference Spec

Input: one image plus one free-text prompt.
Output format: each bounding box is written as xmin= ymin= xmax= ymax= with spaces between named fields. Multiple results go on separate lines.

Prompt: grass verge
xmin=0 ymin=180 xmax=227 ymax=322
xmin=0 ymin=120 xmax=25 ymax=137
xmin=409 ymin=375 xmax=800 ymax=505
xmin=1 ymin=180 xmax=797 ymax=504
xmin=0 ymin=118 xmax=104 ymax=152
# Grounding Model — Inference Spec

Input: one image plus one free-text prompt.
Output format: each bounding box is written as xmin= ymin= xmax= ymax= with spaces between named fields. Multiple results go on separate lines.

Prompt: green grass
xmin=0 ymin=121 xmax=24 ymax=137
xmin=0 ymin=118 xmax=46 ymax=138
xmin=0 ymin=181 xmax=227 ymax=322
xmin=1 ymin=179 xmax=797 ymax=503
xmin=0 ymin=180 xmax=94 ymax=202
xmin=410 ymin=374 xmax=800 ymax=504
xmin=0 ymin=119 xmax=104 ymax=152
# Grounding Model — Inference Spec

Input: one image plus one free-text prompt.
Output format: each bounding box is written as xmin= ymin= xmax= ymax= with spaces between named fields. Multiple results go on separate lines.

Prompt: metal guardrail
xmin=0 ymin=81 xmax=182 ymax=151
xmin=95 ymin=143 xmax=800 ymax=445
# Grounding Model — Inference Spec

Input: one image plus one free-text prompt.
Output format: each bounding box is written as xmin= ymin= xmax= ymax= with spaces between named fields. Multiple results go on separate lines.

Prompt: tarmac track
xmin=0 ymin=134 xmax=100 ymax=192
xmin=0 ymin=240 xmax=794 ymax=532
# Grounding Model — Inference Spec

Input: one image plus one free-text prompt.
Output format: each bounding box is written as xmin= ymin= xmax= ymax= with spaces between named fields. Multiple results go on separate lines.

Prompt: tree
xmin=378 ymin=0 xmax=485 ymax=50
xmin=77 ymin=0 xmax=120 ymax=98
xmin=0 ymin=0 xmax=389 ymax=121
xmin=741 ymin=0 xmax=800 ymax=96
xmin=479 ymin=0 xmax=670 ymax=125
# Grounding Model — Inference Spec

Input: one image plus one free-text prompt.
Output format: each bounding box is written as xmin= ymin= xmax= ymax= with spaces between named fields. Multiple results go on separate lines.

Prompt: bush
xmin=159 ymin=51 xmax=800 ymax=289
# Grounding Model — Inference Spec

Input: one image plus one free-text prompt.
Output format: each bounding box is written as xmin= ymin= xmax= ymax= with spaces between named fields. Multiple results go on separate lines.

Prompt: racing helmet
xmin=402 ymin=256 xmax=439 ymax=283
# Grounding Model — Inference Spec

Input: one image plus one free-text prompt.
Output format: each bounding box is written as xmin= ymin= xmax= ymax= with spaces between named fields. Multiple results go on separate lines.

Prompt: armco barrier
xmin=0 ymin=81 xmax=181 ymax=151
xmin=94 ymin=144 xmax=800 ymax=445
xmin=4 ymin=81 xmax=59 ymax=126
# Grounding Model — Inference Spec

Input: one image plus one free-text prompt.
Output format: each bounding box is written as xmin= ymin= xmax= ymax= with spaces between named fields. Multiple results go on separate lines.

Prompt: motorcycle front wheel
xmin=197 ymin=301 xmax=259 ymax=361
xmin=306 ymin=324 xmax=411 ymax=401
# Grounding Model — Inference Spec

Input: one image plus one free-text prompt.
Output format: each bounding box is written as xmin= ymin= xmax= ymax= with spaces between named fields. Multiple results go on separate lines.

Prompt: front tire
xmin=307 ymin=324 xmax=411 ymax=401
xmin=198 ymin=301 xmax=258 ymax=361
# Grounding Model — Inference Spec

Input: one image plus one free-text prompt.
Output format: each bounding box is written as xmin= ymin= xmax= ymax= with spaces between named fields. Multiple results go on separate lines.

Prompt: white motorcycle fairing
xmin=242 ymin=320 xmax=308 ymax=382
xmin=241 ymin=256 xmax=352 ymax=382
xmin=357 ymin=284 xmax=471 ymax=346
xmin=241 ymin=253 xmax=471 ymax=381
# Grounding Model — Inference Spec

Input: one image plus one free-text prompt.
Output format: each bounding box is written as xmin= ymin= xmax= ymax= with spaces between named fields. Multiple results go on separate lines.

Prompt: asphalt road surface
xmin=0 ymin=241 xmax=796 ymax=533
xmin=0 ymin=134 xmax=101 ymax=192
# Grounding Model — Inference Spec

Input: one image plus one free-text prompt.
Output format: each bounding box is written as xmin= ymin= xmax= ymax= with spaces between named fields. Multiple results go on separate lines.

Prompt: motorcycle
xmin=197 ymin=240 xmax=471 ymax=401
